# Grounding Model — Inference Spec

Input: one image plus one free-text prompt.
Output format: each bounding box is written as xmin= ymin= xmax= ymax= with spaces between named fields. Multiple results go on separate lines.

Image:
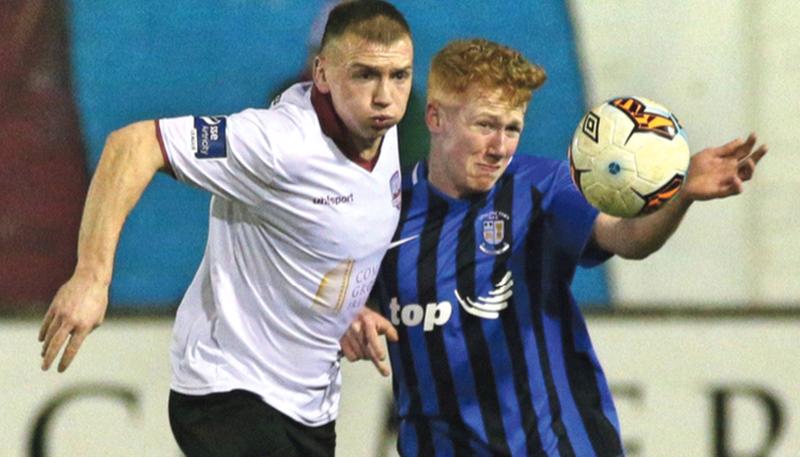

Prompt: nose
xmin=487 ymin=130 xmax=508 ymax=158
xmin=373 ymin=78 xmax=391 ymax=108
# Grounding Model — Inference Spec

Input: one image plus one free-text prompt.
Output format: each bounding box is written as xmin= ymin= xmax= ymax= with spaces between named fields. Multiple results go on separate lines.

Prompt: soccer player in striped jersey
xmin=341 ymin=38 xmax=767 ymax=456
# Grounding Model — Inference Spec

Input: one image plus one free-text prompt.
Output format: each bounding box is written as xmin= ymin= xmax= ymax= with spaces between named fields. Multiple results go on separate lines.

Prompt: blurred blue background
xmin=68 ymin=0 xmax=608 ymax=307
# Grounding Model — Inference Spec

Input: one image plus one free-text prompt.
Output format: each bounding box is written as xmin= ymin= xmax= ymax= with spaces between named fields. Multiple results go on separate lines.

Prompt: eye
xmin=353 ymin=69 xmax=377 ymax=80
xmin=392 ymin=70 xmax=410 ymax=81
xmin=476 ymin=121 xmax=494 ymax=132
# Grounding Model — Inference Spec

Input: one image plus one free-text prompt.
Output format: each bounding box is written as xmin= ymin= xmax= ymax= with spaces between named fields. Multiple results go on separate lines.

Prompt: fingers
xmin=718 ymin=133 xmax=755 ymax=159
xmin=339 ymin=334 xmax=360 ymax=362
xmin=41 ymin=313 xmax=62 ymax=357
xmin=38 ymin=307 xmax=55 ymax=342
xmin=368 ymin=309 xmax=399 ymax=342
xmin=364 ymin=327 xmax=391 ymax=377
xmin=739 ymin=144 xmax=768 ymax=166
xmin=340 ymin=322 xmax=367 ymax=361
xmin=370 ymin=357 xmax=392 ymax=377
xmin=41 ymin=320 xmax=71 ymax=371
xmin=752 ymin=144 xmax=768 ymax=164
xmin=365 ymin=323 xmax=386 ymax=362
xmin=737 ymin=144 xmax=768 ymax=182
xmin=717 ymin=136 xmax=746 ymax=157
xmin=340 ymin=309 xmax=399 ymax=376
xmin=59 ymin=330 xmax=89 ymax=372
xmin=383 ymin=322 xmax=399 ymax=343
xmin=737 ymin=133 xmax=757 ymax=159
xmin=730 ymin=176 xmax=744 ymax=195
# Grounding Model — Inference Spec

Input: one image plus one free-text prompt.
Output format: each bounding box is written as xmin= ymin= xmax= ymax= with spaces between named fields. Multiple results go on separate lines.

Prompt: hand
xmin=682 ymin=133 xmax=768 ymax=202
xmin=39 ymin=273 xmax=109 ymax=372
xmin=340 ymin=307 xmax=398 ymax=377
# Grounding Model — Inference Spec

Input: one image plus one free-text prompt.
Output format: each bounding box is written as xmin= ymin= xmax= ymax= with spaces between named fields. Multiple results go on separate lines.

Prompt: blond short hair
xmin=428 ymin=39 xmax=546 ymax=108
xmin=319 ymin=0 xmax=411 ymax=54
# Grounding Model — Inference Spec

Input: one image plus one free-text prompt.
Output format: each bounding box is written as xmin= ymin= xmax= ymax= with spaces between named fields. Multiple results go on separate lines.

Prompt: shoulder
xmin=231 ymin=83 xmax=319 ymax=144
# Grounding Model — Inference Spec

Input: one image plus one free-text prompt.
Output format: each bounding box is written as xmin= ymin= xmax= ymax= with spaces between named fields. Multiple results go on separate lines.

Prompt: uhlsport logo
xmin=312 ymin=193 xmax=354 ymax=206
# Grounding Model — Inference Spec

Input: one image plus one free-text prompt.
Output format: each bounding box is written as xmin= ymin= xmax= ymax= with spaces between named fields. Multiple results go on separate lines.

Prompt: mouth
xmin=475 ymin=163 xmax=501 ymax=174
xmin=370 ymin=116 xmax=396 ymax=129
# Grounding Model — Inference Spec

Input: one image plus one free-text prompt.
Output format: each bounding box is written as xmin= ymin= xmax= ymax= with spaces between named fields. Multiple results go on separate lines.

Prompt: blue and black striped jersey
xmin=375 ymin=155 xmax=623 ymax=457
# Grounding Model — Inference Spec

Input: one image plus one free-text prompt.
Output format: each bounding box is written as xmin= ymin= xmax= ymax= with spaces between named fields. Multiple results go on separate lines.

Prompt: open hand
xmin=39 ymin=274 xmax=109 ymax=372
xmin=682 ymin=133 xmax=768 ymax=202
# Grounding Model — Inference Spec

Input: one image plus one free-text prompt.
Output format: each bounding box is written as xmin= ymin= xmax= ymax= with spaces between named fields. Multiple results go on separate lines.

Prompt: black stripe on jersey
xmin=456 ymin=198 xmax=512 ymax=456
xmin=418 ymin=191 xmax=472 ymax=457
xmin=526 ymin=187 xmax=577 ymax=457
xmin=560 ymin=285 xmax=624 ymax=456
xmin=492 ymin=175 xmax=545 ymax=456
xmin=389 ymin=187 xmax=437 ymax=457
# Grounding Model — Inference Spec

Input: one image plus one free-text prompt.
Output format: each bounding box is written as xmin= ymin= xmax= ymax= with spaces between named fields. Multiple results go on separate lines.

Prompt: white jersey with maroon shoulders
xmin=156 ymin=82 xmax=401 ymax=426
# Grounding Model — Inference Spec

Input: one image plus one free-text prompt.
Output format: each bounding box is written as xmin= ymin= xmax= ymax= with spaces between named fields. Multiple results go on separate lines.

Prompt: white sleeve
xmin=157 ymin=108 xmax=286 ymax=206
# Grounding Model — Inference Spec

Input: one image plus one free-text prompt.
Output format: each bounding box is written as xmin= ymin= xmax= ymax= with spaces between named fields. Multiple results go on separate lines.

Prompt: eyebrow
xmin=348 ymin=62 xmax=413 ymax=73
xmin=475 ymin=113 xmax=524 ymax=129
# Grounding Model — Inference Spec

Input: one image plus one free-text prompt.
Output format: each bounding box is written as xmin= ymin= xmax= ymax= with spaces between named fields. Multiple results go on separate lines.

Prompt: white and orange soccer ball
xmin=568 ymin=96 xmax=691 ymax=218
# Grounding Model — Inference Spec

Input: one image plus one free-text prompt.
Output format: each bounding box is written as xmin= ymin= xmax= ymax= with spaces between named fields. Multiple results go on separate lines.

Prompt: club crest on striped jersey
xmin=479 ymin=211 xmax=510 ymax=255
xmin=390 ymin=171 xmax=401 ymax=209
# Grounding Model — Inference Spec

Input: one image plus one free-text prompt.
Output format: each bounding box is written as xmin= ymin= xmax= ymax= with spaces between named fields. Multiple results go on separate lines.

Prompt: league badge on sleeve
xmin=192 ymin=116 xmax=227 ymax=159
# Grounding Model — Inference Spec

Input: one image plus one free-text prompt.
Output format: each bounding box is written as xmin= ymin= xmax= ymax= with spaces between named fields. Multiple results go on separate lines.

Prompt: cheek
xmin=337 ymin=87 xmax=368 ymax=116
xmin=393 ymin=83 xmax=412 ymax=105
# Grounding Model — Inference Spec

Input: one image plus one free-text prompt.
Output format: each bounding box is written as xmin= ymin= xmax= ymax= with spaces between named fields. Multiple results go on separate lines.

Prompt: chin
xmin=466 ymin=182 xmax=495 ymax=195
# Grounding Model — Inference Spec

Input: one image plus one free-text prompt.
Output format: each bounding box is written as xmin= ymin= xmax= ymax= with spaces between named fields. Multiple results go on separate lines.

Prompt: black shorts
xmin=168 ymin=389 xmax=336 ymax=457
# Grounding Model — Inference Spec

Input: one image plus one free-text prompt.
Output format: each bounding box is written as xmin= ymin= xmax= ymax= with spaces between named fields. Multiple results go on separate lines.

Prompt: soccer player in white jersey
xmin=37 ymin=1 xmax=412 ymax=456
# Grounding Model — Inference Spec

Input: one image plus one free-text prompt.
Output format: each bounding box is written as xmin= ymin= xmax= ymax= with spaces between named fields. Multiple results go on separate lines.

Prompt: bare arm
xmin=593 ymin=134 xmax=767 ymax=259
xmin=39 ymin=120 xmax=167 ymax=372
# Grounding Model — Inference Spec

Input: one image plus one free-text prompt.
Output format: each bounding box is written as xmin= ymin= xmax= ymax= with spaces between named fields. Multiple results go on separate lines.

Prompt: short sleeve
xmin=157 ymin=109 xmax=282 ymax=206
xmin=544 ymin=161 xmax=612 ymax=267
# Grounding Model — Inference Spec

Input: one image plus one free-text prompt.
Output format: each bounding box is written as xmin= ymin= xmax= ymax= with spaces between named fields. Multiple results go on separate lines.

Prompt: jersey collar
xmin=310 ymin=85 xmax=380 ymax=172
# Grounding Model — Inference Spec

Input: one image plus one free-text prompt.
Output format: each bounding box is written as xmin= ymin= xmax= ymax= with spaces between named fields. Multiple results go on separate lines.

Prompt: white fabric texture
xmin=158 ymin=82 xmax=401 ymax=425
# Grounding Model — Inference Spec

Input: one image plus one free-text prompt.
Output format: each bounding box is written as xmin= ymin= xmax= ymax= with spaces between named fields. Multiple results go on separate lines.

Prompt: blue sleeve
xmin=543 ymin=161 xmax=612 ymax=267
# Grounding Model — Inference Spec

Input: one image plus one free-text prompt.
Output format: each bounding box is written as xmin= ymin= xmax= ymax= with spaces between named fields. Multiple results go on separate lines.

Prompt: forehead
xmin=455 ymin=89 xmax=526 ymax=121
xmin=330 ymin=33 xmax=413 ymax=69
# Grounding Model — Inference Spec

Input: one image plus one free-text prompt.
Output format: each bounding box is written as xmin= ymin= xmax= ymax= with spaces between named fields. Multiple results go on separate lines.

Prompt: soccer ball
xmin=568 ymin=96 xmax=690 ymax=218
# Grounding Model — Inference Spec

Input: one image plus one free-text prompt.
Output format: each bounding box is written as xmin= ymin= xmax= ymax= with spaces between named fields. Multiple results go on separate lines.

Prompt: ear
xmin=312 ymin=56 xmax=331 ymax=94
xmin=425 ymin=102 xmax=444 ymax=133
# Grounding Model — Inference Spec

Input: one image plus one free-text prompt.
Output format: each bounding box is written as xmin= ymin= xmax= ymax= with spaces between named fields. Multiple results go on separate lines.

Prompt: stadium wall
xmin=4 ymin=314 xmax=799 ymax=456
xmin=569 ymin=0 xmax=800 ymax=305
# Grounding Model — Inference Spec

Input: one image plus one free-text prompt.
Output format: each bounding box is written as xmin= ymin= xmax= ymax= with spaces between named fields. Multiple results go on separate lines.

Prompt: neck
xmin=426 ymin=147 xmax=460 ymax=199
xmin=310 ymin=85 xmax=381 ymax=161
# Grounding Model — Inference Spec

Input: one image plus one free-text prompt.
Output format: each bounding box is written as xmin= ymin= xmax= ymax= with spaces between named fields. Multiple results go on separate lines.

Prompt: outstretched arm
xmin=593 ymin=134 xmax=767 ymax=259
xmin=39 ymin=120 xmax=167 ymax=372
